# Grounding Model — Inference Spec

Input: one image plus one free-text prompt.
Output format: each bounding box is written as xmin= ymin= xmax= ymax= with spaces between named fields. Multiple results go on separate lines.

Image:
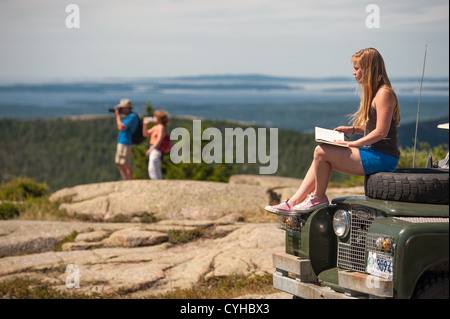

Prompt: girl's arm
xmin=335 ymin=88 xmax=396 ymax=148
xmin=143 ymin=117 xmax=156 ymax=137
xmin=334 ymin=125 xmax=364 ymax=135
xmin=143 ymin=124 xmax=154 ymax=137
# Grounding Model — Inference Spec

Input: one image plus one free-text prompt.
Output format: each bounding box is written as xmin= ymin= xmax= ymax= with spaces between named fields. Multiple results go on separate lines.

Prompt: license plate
xmin=366 ymin=251 xmax=393 ymax=280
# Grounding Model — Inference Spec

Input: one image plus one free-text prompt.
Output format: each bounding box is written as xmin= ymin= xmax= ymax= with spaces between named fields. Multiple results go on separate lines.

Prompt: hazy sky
xmin=0 ymin=0 xmax=448 ymax=82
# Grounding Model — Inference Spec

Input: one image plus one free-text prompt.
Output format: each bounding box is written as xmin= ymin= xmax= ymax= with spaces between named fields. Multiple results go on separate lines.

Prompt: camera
xmin=108 ymin=108 xmax=116 ymax=113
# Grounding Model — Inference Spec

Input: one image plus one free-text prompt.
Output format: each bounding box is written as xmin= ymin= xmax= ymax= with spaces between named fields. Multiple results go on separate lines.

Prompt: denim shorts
xmin=359 ymin=147 xmax=399 ymax=175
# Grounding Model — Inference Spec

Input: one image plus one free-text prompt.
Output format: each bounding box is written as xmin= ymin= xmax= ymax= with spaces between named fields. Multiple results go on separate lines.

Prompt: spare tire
xmin=364 ymin=168 xmax=449 ymax=204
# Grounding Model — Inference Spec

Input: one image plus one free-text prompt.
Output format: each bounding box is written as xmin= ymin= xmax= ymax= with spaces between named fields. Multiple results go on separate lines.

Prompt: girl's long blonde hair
xmin=350 ymin=48 xmax=400 ymax=126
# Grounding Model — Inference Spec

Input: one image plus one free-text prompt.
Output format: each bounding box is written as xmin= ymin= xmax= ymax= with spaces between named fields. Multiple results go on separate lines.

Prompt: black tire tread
xmin=364 ymin=168 xmax=449 ymax=204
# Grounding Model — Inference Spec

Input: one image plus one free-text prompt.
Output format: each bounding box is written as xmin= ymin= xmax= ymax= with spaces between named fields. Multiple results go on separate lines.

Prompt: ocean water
xmin=0 ymin=75 xmax=448 ymax=133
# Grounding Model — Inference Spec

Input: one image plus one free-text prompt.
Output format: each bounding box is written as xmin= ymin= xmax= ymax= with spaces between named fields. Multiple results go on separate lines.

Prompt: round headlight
xmin=333 ymin=210 xmax=350 ymax=238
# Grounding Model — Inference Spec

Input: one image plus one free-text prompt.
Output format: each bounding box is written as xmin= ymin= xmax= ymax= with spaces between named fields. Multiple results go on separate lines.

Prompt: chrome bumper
xmin=272 ymin=251 xmax=393 ymax=299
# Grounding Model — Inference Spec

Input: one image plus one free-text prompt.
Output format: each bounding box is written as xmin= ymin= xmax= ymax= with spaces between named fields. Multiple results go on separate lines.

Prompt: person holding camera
xmin=113 ymin=99 xmax=139 ymax=180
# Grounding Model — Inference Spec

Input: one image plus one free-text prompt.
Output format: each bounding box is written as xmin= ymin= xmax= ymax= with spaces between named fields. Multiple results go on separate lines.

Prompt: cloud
xmin=381 ymin=1 xmax=448 ymax=30
xmin=0 ymin=0 xmax=447 ymax=79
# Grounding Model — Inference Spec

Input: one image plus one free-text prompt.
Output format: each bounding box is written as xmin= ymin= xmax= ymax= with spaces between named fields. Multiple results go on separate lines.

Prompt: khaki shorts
xmin=115 ymin=143 xmax=132 ymax=166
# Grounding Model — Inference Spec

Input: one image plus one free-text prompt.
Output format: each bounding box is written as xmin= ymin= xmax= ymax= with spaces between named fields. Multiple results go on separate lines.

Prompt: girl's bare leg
xmin=288 ymin=163 xmax=315 ymax=206
xmin=287 ymin=144 xmax=365 ymax=205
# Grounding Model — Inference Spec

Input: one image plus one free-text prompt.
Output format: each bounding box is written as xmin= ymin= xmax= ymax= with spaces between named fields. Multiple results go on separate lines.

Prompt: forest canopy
xmin=0 ymin=116 xmax=447 ymax=192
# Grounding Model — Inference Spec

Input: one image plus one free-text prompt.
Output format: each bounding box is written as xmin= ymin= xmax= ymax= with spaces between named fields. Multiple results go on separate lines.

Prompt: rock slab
xmin=0 ymin=220 xmax=285 ymax=297
xmin=49 ymin=180 xmax=275 ymax=223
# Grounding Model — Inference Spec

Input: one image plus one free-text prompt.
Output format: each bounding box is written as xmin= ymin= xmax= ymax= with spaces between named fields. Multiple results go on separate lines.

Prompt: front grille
xmin=337 ymin=208 xmax=375 ymax=272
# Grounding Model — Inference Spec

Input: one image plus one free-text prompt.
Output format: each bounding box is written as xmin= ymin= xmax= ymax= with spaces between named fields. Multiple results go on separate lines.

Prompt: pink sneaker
xmin=265 ymin=199 xmax=294 ymax=214
xmin=293 ymin=194 xmax=329 ymax=212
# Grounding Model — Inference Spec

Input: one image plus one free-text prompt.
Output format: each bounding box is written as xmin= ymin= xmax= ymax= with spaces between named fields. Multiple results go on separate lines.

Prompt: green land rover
xmin=271 ymin=125 xmax=449 ymax=299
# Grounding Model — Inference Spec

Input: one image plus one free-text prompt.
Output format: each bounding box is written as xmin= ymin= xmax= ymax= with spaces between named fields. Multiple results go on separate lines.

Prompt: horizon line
xmin=0 ymin=73 xmax=448 ymax=85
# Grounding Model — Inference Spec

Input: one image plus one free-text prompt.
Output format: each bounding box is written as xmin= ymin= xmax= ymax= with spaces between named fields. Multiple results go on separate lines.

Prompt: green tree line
xmin=0 ymin=110 xmax=447 ymax=193
xmin=0 ymin=112 xmax=317 ymax=191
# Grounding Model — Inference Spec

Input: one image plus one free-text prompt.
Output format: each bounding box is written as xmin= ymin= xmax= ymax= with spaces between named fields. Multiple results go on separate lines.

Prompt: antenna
xmin=413 ymin=45 xmax=427 ymax=168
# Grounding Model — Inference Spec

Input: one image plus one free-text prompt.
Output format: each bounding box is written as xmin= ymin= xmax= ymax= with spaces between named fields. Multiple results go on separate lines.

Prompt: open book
xmin=315 ymin=127 xmax=348 ymax=147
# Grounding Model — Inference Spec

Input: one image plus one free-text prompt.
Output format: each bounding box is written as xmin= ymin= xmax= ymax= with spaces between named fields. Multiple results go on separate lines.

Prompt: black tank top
xmin=365 ymin=106 xmax=400 ymax=158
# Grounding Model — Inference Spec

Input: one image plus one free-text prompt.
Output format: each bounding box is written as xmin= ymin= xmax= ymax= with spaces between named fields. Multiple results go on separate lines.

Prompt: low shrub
xmin=0 ymin=277 xmax=104 ymax=299
xmin=17 ymin=197 xmax=71 ymax=221
xmin=53 ymin=230 xmax=79 ymax=251
xmin=167 ymin=228 xmax=204 ymax=245
xmin=0 ymin=202 xmax=20 ymax=220
xmin=148 ymin=273 xmax=277 ymax=299
xmin=0 ymin=177 xmax=48 ymax=201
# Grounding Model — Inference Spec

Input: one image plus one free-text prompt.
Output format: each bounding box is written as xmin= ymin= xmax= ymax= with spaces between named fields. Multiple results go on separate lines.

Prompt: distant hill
xmin=398 ymin=116 xmax=449 ymax=148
